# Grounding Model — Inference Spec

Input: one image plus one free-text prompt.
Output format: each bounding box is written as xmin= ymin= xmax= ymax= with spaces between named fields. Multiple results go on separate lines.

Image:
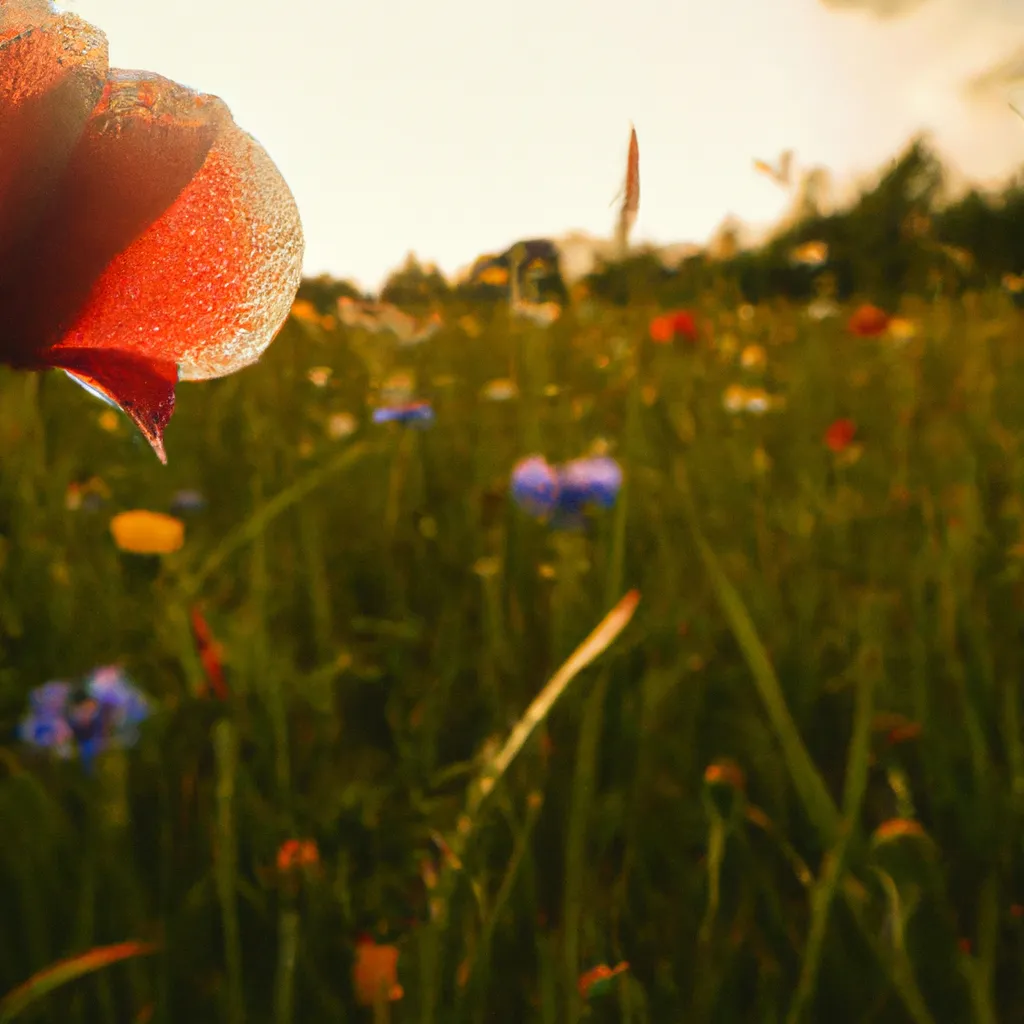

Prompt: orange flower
xmin=0 ymin=3 xmax=303 ymax=462
xmin=703 ymin=760 xmax=746 ymax=791
xmin=847 ymin=304 xmax=890 ymax=338
xmin=578 ymin=961 xmax=629 ymax=999
xmin=872 ymin=819 xmax=926 ymax=843
xmin=824 ymin=418 xmax=857 ymax=453
xmin=276 ymin=838 xmax=319 ymax=874
xmin=353 ymin=936 xmax=404 ymax=1007
xmin=649 ymin=310 xmax=699 ymax=344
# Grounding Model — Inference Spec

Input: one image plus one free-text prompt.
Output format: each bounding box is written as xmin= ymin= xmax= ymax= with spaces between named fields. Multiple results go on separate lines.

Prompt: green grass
xmin=2 ymin=290 xmax=1024 ymax=1022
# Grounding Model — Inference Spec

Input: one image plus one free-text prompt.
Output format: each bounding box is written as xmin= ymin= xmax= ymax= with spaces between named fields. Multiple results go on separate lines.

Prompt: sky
xmin=66 ymin=0 xmax=1024 ymax=293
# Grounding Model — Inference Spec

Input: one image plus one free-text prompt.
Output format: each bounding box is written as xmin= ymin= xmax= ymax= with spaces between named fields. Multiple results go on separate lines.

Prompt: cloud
xmin=818 ymin=0 xmax=931 ymax=18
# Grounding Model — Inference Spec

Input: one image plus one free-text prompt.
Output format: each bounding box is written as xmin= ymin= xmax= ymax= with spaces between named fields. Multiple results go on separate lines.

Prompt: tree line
xmin=298 ymin=136 xmax=1024 ymax=312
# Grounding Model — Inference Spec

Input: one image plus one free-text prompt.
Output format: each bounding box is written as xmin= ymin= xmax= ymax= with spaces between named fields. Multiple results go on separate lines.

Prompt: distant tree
xmin=379 ymin=252 xmax=451 ymax=310
xmin=691 ymin=136 xmax=950 ymax=307
xmin=583 ymin=251 xmax=670 ymax=306
xmin=296 ymin=274 xmax=366 ymax=311
xmin=935 ymin=177 xmax=1024 ymax=284
xmin=833 ymin=136 xmax=943 ymax=303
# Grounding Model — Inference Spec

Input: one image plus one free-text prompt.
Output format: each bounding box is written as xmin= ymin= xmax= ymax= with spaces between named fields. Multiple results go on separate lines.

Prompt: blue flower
xmin=84 ymin=666 xmax=150 ymax=746
xmin=557 ymin=457 xmax=623 ymax=513
xmin=17 ymin=667 xmax=150 ymax=767
xmin=510 ymin=455 xmax=560 ymax=518
xmin=17 ymin=712 xmax=74 ymax=758
xmin=29 ymin=680 xmax=71 ymax=716
xmin=372 ymin=401 xmax=434 ymax=427
xmin=170 ymin=489 xmax=207 ymax=515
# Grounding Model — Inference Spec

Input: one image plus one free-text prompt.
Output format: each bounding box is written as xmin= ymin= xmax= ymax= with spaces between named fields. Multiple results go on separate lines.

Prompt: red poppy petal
xmin=0 ymin=5 xmax=108 ymax=307
xmin=47 ymin=71 xmax=302 ymax=381
xmin=47 ymin=346 xmax=177 ymax=463
xmin=3 ymin=69 xmax=226 ymax=360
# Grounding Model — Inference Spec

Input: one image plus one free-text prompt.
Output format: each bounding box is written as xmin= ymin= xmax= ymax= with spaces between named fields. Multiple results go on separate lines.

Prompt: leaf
xmin=614 ymin=126 xmax=640 ymax=255
xmin=674 ymin=458 xmax=840 ymax=847
xmin=0 ymin=941 xmax=158 ymax=1023
xmin=482 ymin=589 xmax=640 ymax=794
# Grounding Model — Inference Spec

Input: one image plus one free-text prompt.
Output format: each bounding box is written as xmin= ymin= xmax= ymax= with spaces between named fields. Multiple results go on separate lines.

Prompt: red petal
xmin=46 ymin=347 xmax=177 ymax=463
xmin=2 ymin=69 xmax=224 ymax=359
xmin=44 ymin=71 xmax=302 ymax=380
xmin=189 ymin=606 xmax=229 ymax=701
xmin=0 ymin=5 xmax=108 ymax=363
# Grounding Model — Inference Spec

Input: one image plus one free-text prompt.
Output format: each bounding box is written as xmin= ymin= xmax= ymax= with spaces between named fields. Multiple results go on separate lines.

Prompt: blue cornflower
xmin=556 ymin=457 xmax=623 ymax=513
xmin=29 ymin=680 xmax=72 ymax=716
xmin=372 ymin=401 xmax=434 ymax=427
xmin=17 ymin=666 xmax=150 ymax=768
xmin=83 ymin=666 xmax=150 ymax=747
xmin=18 ymin=712 xmax=74 ymax=758
xmin=510 ymin=455 xmax=560 ymax=519
xmin=170 ymin=489 xmax=207 ymax=515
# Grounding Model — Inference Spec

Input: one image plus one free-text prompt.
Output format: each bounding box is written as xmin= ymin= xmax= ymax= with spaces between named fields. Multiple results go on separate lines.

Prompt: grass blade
xmin=675 ymin=458 xmax=840 ymax=847
xmin=182 ymin=440 xmax=376 ymax=595
xmin=0 ymin=942 xmax=157 ymax=1023
xmin=479 ymin=588 xmax=640 ymax=809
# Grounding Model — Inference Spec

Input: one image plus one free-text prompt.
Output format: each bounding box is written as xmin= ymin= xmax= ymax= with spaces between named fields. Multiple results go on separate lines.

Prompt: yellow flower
xmin=512 ymin=299 xmax=561 ymax=326
xmin=326 ymin=412 xmax=357 ymax=439
xmin=480 ymin=378 xmax=518 ymax=401
xmin=790 ymin=240 xmax=828 ymax=266
xmin=886 ymin=317 xmax=917 ymax=343
xmin=306 ymin=366 xmax=333 ymax=388
xmin=1003 ymin=272 xmax=1024 ymax=294
xmin=740 ymin=344 xmax=767 ymax=370
xmin=472 ymin=556 xmax=501 ymax=578
xmin=723 ymin=384 xmax=749 ymax=413
xmin=717 ymin=332 xmax=739 ymax=359
xmin=459 ymin=314 xmax=482 ymax=338
xmin=290 ymin=299 xmax=320 ymax=324
xmin=110 ymin=511 xmax=185 ymax=555
xmin=98 ymin=409 xmax=121 ymax=433
xmin=478 ymin=265 xmax=509 ymax=286
xmin=744 ymin=388 xmax=772 ymax=414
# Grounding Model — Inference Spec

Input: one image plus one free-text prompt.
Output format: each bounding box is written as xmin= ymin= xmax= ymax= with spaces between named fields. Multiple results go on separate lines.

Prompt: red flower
xmin=276 ymin=838 xmax=320 ymax=874
xmin=353 ymin=936 xmax=403 ymax=1007
xmin=578 ymin=961 xmax=629 ymax=999
xmin=649 ymin=309 xmax=699 ymax=344
xmin=847 ymin=304 xmax=889 ymax=338
xmin=824 ymin=418 xmax=857 ymax=453
xmin=189 ymin=605 xmax=229 ymax=701
xmin=0 ymin=2 xmax=303 ymax=461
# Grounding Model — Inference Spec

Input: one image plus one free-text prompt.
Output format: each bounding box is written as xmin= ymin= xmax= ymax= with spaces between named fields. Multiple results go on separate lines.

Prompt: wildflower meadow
xmin=6 ymin=4 xmax=1024 ymax=1019
xmin=5 ymin=257 xmax=1024 ymax=1022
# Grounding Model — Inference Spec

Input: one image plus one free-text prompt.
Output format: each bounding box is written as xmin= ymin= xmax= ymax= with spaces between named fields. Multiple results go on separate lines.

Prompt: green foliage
xmin=580 ymin=137 xmax=1024 ymax=310
xmin=295 ymin=274 xmax=366 ymax=311
xmin=380 ymin=254 xmax=452 ymax=311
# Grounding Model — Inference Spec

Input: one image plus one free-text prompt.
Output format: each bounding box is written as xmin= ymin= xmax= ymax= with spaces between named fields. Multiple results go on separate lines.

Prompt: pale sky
xmin=66 ymin=0 xmax=1024 ymax=293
